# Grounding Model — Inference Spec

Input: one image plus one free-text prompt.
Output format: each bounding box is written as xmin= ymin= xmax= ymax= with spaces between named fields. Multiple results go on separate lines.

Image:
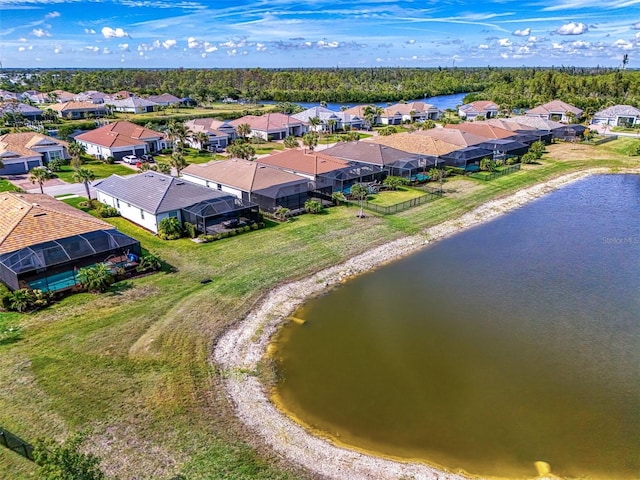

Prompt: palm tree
xmin=302 ymin=132 xmax=319 ymax=151
xmin=170 ymin=151 xmax=188 ymax=176
xmin=191 ymin=131 xmax=209 ymax=151
xmin=350 ymin=183 xmax=368 ymax=218
xmin=283 ymin=136 xmax=299 ymax=149
xmin=68 ymin=141 xmax=86 ymax=169
xmin=78 ymin=263 xmax=114 ymax=293
xmin=327 ymin=118 xmax=337 ymax=135
xmin=29 ymin=167 xmax=51 ymax=194
xmin=363 ymin=105 xmax=382 ymax=129
xmin=308 ymin=116 xmax=322 ymax=132
xmin=166 ymin=120 xmax=188 ymax=152
xmin=227 ymin=142 xmax=256 ymax=161
xmin=72 ymin=167 xmax=96 ymax=200
xmin=236 ymin=123 xmax=252 ymax=140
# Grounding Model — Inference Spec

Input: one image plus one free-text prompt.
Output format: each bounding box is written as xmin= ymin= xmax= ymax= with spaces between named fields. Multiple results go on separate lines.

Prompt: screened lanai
xmin=181 ymin=196 xmax=259 ymax=234
xmin=0 ymin=229 xmax=141 ymax=291
xmin=387 ymin=155 xmax=439 ymax=180
xmin=318 ymin=163 xmax=385 ymax=194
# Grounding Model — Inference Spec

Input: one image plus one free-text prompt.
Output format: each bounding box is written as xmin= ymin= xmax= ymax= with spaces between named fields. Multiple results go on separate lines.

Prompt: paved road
xmin=5 ymin=173 xmax=96 ymax=198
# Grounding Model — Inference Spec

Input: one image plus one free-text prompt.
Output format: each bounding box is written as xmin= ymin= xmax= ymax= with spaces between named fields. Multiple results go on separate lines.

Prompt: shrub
xmin=47 ymin=159 xmax=64 ymax=172
xmin=183 ymin=222 xmax=196 ymax=239
xmin=136 ymin=254 xmax=162 ymax=272
xmin=383 ymin=176 xmax=409 ymax=190
xmin=104 ymin=156 xmax=115 ymax=164
xmin=229 ymin=229 xmax=237 ymax=236
xmin=521 ymin=152 xmax=537 ymax=164
xmin=304 ymin=198 xmax=324 ymax=214
xmin=220 ymin=231 xmax=230 ymax=238
xmin=96 ymin=204 xmax=119 ymax=218
xmin=158 ymin=217 xmax=183 ymax=240
xmin=0 ymin=283 xmax=12 ymax=310
xmin=251 ymin=223 xmax=259 ymax=230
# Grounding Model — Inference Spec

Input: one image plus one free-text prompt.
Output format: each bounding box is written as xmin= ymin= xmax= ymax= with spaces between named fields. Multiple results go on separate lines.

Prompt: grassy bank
xmin=0 ymin=140 xmax=638 ymax=479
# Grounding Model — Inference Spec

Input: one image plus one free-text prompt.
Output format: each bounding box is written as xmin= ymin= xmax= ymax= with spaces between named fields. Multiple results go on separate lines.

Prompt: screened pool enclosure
xmin=0 ymin=229 xmax=141 ymax=291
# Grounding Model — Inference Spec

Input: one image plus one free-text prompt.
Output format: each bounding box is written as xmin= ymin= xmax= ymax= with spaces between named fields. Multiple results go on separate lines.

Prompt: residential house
xmin=230 ymin=113 xmax=308 ymax=140
xmin=107 ymin=96 xmax=157 ymax=114
xmin=342 ymin=105 xmax=381 ymax=128
xmin=386 ymin=102 xmax=442 ymax=122
xmin=94 ymin=171 xmax=259 ymax=234
xmin=483 ymin=118 xmax=553 ymax=144
xmin=49 ymin=101 xmax=107 ymax=119
xmin=24 ymin=92 xmax=49 ymax=105
xmin=184 ymin=118 xmax=237 ymax=150
xmin=0 ymin=90 xmax=19 ymax=101
xmin=0 ymin=132 xmax=68 ymax=175
xmin=146 ymin=93 xmax=182 ymax=107
xmin=75 ymin=121 xmax=167 ymax=160
xmin=0 ymin=192 xmax=140 ymax=291
xmin=444 ymin=124 xmax=529 ymax=158
xmin=182 ymin=159 xmax=322 ymax=212
xmin=0 ymin=101 xmax=43 ymax=121
xmin=105 ymin=91 xmax=135 ymax=101
xmin=322 ymin=141 xmax=436 ymax=179
xmin=458 ymin=101 xmax=499 ymax=120
xmin=506 ymin=116 xmax=586 ymax=141
xmin=49 ymin=90 xmax=75 ymax=103
xmin=378 ymin=107 xmax=404 ymax=125
xmin=74 ymin=91 xmax=109 ymax=104
xmin=291 ymin=106 xmax=364 ymax=132
xmin=525 ymin=100 xmax=583 ymax=123
xmin=591 ymin=105 xmax=640 ymax=128
xmin=365 ymin=132 xmax=460 ymax=158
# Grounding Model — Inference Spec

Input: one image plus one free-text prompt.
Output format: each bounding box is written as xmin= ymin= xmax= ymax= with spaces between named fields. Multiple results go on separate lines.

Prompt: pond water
xmin=271 ymin=174 xmax=640 ymax=479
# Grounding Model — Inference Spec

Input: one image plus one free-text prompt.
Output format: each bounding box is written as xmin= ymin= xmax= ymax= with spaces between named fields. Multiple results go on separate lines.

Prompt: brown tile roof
xmin=386 ymin=102 xmax=438 ymax=115
xmin=342 ymin=105 xmax=370 ymax=116
xmin=445 ymin=123 xmax=515 ymax=140
xmin=75 ymin=121 xmax=163 ymax=148
xmin=0 ymin=193 xmax=112 ymax=254
xmin=364 ymin=132 xmax=460 ymax=156
xmin=257 ymin=149 xmax=349 ymax=175
xmin=49 ymin=101 xmax=105 ymax=112
xmin=183 ymin=159 xmax=307 ymax=193
xmin=527 ymin=100 xmax=582 ymax=116
xmin=414 ymin=128 xmax=487 ymax=147
xmin=0 ymin=132 xmax=66 ymax=159
xmin=229 ymin=113 xmax=307 ymax=131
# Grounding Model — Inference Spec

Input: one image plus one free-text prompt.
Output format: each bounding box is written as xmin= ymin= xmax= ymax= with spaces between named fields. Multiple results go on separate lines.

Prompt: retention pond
xmin=271 ymin=174 xmax=640 ymax=479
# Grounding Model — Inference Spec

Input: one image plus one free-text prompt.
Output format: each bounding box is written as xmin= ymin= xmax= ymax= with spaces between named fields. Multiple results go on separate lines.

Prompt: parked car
xmin=140 ymin=154 xmax=155 ymax=163
xmin=122 ymin=155 xmax=139 ymax=164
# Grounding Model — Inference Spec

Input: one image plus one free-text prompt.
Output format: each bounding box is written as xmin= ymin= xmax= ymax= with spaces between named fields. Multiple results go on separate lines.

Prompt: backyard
xmin=0 ymin=139 xmax=638 ymax=479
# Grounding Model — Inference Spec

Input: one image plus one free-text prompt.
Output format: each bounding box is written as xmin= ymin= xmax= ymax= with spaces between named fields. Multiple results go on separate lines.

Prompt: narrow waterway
xmin=271 ymin=174 xmax=640 ymax=479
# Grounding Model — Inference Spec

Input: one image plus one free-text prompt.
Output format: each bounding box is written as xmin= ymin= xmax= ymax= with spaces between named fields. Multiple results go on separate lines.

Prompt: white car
xmin=122 ymin=155 xmax=139 ymax=164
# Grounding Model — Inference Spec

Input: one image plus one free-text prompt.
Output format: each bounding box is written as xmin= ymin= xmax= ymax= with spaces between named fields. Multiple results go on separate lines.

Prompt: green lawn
xmin=0 ymin=139 xmax=638 ymax=479
xmin=54 ymin=158 xmax=134 ymax=182
xmin=0 ymin=179 xmax=23 ymax=192
xmin=366 ymin=186 xmax=427 ymax=206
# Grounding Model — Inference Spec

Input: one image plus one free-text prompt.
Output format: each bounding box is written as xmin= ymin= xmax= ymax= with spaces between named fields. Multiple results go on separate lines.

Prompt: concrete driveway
xmin=5 ymin=173 xmax=96 ymax=198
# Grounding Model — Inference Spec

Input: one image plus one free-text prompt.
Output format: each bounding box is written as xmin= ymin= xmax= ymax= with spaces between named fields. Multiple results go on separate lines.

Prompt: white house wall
xmin=96 ymin=191 xmax=181 ymax=234
xmin=181 ymin=173 xmax=245 ymax=199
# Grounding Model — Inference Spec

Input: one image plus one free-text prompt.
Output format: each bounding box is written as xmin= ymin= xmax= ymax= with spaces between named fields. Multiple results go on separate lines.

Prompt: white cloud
xmin=552 ymin=42 xmax=563 ymax=49
xmin=18 ymin=46 xmax=26 ymax=52
xmin=32 ymin=28 xmax=50 ymax=38
xmin=500 ymin=53 xmax=509 ymax=59
xmin=45 ymin=11 xmax=60 ymax=19
xmin=317 ymin=40 xmax=339 ymax=48
xmin=555 ymin=22 xmax=588 ymax=35
xmin=102 ymin=27 xmax=129 ymax=39
xmin=528 ymin=36 xmax=542 ymax=43
xmin=54 ymin=47 xmax=62 ymax=54
xmin=633 ymin=22 xmax=640 ymax=29
xmin=518 ymin=46 xmax=530 ymax=54
xmin=497 ymin=38 xmax=512 ymax=46
xmin=18 ymin=38 xmax=27 ymax=43
xmin=162 ymin=39 xmax=177 ymax=49
xmin=205 ymin=44 xmax=217 ymax=53
xmin=256 ymin=43 xmax=267 ymax=52
xmin=478 ymin=44 xmax=489 ymax=49
xmin=571 ymin=40 xmax=590 ymax=49
xmin=513 ymin=28 xmax=530 ymax=36
xmin=85 ymin=46 xmax=100 ymax=52
xmin=118 ymin=43 xmax=129 ymax=51
xmin=84 ymin=28 xmax=96 ymax=34
xmin=614 ymin=39 xmax=634 ymax=50
xmin=407 ymin=39 xmax=416 ymax=44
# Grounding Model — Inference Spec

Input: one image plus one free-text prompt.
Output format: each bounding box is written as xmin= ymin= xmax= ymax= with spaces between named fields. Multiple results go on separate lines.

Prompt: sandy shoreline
xmin=213 ymin=169 xmax=634 ymax=480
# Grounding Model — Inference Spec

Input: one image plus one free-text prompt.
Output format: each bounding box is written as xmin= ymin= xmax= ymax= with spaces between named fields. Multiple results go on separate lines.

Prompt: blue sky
xmin=1 ymin=0 xmax=639 ymax=68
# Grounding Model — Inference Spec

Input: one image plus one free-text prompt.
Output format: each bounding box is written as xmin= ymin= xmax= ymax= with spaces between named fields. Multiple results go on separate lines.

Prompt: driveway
xmin=5 ymin=173 xmax=96 ymax=198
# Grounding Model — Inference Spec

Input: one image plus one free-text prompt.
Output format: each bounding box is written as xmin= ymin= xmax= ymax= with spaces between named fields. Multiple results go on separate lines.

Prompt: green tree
xmin=170 ymin=151 xmax=188 ymax=176
xmin=480 ymin=157 xmax=496 ymax=172
xmin=29 ymin=167 xmax=52 ymax=194
xmin=331 ymin=191 xmax=346 ymax=205
xmin=274 ymin=206 xmax=291 ymax=221
xmin=191 ymin=131 xmax=209 ymax=151
xmin=349 ymin=183 xmax=369 ymax=218
xmin=382 ymin=175 xmax=409 ymax=191
xmin=77 ymin=263 xmax=114 ymax=293
xmin=378 ymin=126 xmax=397 ymax=136
xmin=363 ymin=105 xmax=382 ymax=128
xmin=72 ymin=167 xmax=96 ymax=200
xmin=302 ymin=132 xmax=319 ymax=151
xmin=529 ymin=141 xmax=545 ymax=159
xmin=521 ymin=152 xmax=537 ymax=164
xmin=166 ymin=120 xmax=188 ymax=152
xmin=158 ymin=217 xmax=183 ymax=240
xmin=236 ymin=122 xmax=252 ymax=140
xmin=420 ymin=120 xmax=436 ymax=130
xmin=156 ymin=161 xmax=172 ymax=174
xmin=428 ymin=167 xmax=448 ymax=192
xmin=68 ymin=141 xmax=87 ymax=168
xmin=283 ymin=135 xmax=299 ymax=149
xmin=227 ymin=141 xmax=256 ymax=161
xmin=308 ymin=116 xmax=322 ymax=132
xmin=34 ymin=433 xmax=105 ymax=480
xmin=304 ymin=198 xmax=323 ymax=214
xmin=8 ymin=289 xmax=36 ymax=313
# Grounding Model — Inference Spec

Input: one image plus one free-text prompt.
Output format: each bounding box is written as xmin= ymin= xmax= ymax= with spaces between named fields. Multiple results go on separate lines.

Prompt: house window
xmin=140 ymin=209 xmax=145 ymax=219
xmin=168 ymin=211 xmax=178 ymax=218
xmin=116 ymin=199 xmax=120 ymax=208
xmin=217 ymin=184 xmax=222 ymax=191
xmin=48 ymin=150 xmax=62 ymax=161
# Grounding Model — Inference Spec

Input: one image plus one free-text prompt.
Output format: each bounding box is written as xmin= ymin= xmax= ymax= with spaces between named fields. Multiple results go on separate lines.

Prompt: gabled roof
xmin=185 ymin=118 xmax=235 ymax=136
xmin=229 ymin=113 xmax=307 ymax=132
xmin=109 ymin=97 xmax=158 ymax=108
xmin=364 ymin=132 xmax=460 ymax=156
xmin=146 ymin=93 xmax=182 ymax=104
xmin=526 ymin=100 xmax=582 ymax=116
xmin=445 ymin=123 xmax=515 ymax=140
xmin=0 ymin=101 xmax=42 ymax=115
xmin=0 ymin=132 xmax=66 ymax=159
xmin=386 ymin=102 xmax=439 ymax=115
xmin=257 ymin=149 xmax=349 ymax=175
xmin=322 ymin=141 xmax=422 ymax=166
xmin=75 ymin=121 xmax=164 ymax=148
xmin=342 ymin=105 xmax=370 ymax=117
xmin=0 ymin=193 xmax=112 ymax=254
xmin=183 ymin=159 xmax=308 ymax=194
xmin=593 ymin=105 xmax=640 ymax=118
xmin=50 ymin=90 xmax=75 ymax=102
xmin=506 ymin=116 xmax=564 ymax=131
xmin=94 ymin=172 xmax=235 ymax=214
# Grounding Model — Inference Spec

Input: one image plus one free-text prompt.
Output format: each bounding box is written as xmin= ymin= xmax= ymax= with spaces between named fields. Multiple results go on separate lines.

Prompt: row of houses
xmin=0 ymin=89 xmax=186 ymax=107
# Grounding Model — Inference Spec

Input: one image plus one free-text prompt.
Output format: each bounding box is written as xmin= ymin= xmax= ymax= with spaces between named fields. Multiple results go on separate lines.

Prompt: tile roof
xmin=445 ymin=123 xmax=516 ymax=140
xmin=364 ymin=132 xmax=460 ymax=156
xmin=385 ymin=102 xmax=439 ymax=115
xmin=526 ymin=100 xmax=582 ymax=116
xmin=0 ymin=132 xmax=66 ymax=159
xmin=183 ymin=159 xmax=308 ymax=194
xmin=0 ymin=193 xmax=112 ymax=254
xmin=322 ymin=141 xmax=422 ymax=166
xmin=146 ymin=93 xmax=182 ymax=104
xmin=229 ymin=113 xmax=307 ymax=131
xmin=257 ymin=149 xmax=349 ymax=175
xmin=460 ymin=101 xmax=499 ymax=113
xmin=49 ymin=101 xmax=106 ymax=112
xmin=593 ymin=105 xmax=640 ymax=118
xmin=0 ymin=101 xmax=42 ymax=115
xmin=109 ymin=97 xmax=158 ymax=108
xmin=75 ymin=121 xmax=163 ymax=148
xmin=414 ymin=128 xmax=488 ymax=147
xmin=94 ymin=172 xmax=235 ymax=214
xmin=505 ymin=116 xmax=564 ymax=131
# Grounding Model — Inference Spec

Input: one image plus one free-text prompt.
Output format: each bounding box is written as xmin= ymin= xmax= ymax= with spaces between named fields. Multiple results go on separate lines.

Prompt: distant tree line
xmin=2 ymin=66 xmax=639 ymax=112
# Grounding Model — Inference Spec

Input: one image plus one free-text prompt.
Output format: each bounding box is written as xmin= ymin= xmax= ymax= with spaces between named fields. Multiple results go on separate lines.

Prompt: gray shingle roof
xmin=594 ymin=105 xmax=640 ymax=118
xmin=322 ymin=141 xmax=424 ymax=166
xmin=94 ymin=172 xmax=237 ymax=214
